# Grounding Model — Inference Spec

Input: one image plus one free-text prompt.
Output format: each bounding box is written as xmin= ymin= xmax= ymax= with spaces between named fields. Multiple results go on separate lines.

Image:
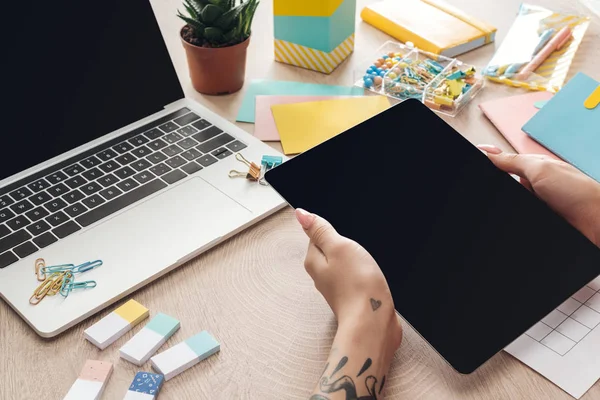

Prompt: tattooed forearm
xmin=310 ymin=356 xmax=386 ymax=400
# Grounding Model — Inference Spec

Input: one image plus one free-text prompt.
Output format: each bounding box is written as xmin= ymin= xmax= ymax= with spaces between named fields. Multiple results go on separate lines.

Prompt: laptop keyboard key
xmin=0 ymin=251 xmax=18 ymax=269
xmin=25 ymin=207 xmax=49 ymax=222
xmin=46 ymin=183 xmax=69 ymax=197
xmin=0 ymin=209 xmax=15 ymax=224
xmin=0 ymin=229 xmax=31 ymax=254
xmin=64 ymin=164 xmax=85 ymax=177
xmin=146 ymin=152 xmax=168 ymax=164
xmin=99 ymin=186 xmax=122 ymax=201
xmin=80 ymin=182 xmax=103 ymax=196
xmin=30 ymin=191 xmax=52 ymax=206
xmin=148 ymin=139 xmax=168 ymax=151
xmin=192 ymin=126 xmax=221 ymax=143
xmin=52 ymin=221 xmax=81 ymax=239
xmin=44 ymin=198 xmax=67 ymax=213
xmin=159 ymin=121 xmax=179 ymax=133
xmin=97 ymin=149 xmax=118 ymax=161
xmin=132 ymin=145 xmax=152 ymax=158
xmin=28 ymin=179 xmax=51 ymax=193
xmin=191 ymin=119 xmax=212 ymax=131
xmin=132 ymin=159 xmax=152 ymax=172
xmin=129 ymin=135 xmax=149 ymax=146
xmin=144 ymin=128 xmax=164 ymax=140
xmin=197 ymin=154 xmax=218 ymax=167
xmin=117 ymin=179 xmax=139 ymax=192
xmin=113 ymin=167 xmax=136 ymax=180
xmin=162 ymin=144 xmax=183 ymax=157
xmin=133 ymin=171 xmax=155 ymax=184
xmin=97 ymin=173 xmax=120 ymax=187
xmin=11 ymin=199 xmax=34 ymax=215
xmin=81 ymin=155 xmax=102 ymax=168
xmin=33 ymin=232 xmax=58 ymax=249
xmin=0 ymin=225 xmax=9 ymax=239
xmin=181 ymin=162 xmax=203 ymax=175
xmin=64 ymin=203 xmax=87 ymax=218
xmin=0 ymin=196 xmax=14 ymax=208
xmin=13 ymin=241 xmax=38 ymax=258
xmin=65 ymin=176 xmax=87 ymax=189
xmin=6 ymin=215 xmax=29 ymax=231
xmin=174 ymin=112 xmax=200 ymax=126
xmin=226 ymin=140 xmax=247 ymax=153
xmin=82 ymin=167 xmax=104 ymax=181
xmin=178 ymin=138 xmax=198 ymax=150
xmin=82 ymin=194 xmax=105 ymax=209
xmin=98 ymin=160 xmax=120 ymax=173
xmin=62 ymin=190 xmax=85 ymax=204
xmin=149 ymin=163 xmax=171 ymax=176
xmin=213 ymin=149 xmax=233 ymax=160
xmin=162 ymin=170 xmax=186 ymax=185
xmin=26 ymin=221 xmax=51 ymax=236
xmin=165 ymin=156 xmax=186 ymax=169
xmin=77 ymin=179 xmax=167 ymax=227
xmin=198 ymin=133 xmax=234 ymax=153
xmin=115 ymin=153 xmax=137 ymax=165
xmin=181 ymin=148 xmax=202 ymax=161
xmin=113 ymin=142 xmax=134 ymax=154
xmin=10 ymin=187 xmax=33 ymax=201
xmin=46 ymin=171 xmax=68 ymax=184
xmin=164 ymin=132 xmax=183 ymax=144
xmin=178 ymin=126 xmax=198 ymax=137
xmin=46 ymin=211 xmax=69 ymax=227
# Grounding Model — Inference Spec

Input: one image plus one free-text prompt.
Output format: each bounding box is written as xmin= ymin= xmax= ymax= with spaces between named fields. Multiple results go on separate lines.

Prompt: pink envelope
xmin=479 ymin=91 xmax=560 ymax=159
xmin=254 ymin=95 xmax=355 ymax=141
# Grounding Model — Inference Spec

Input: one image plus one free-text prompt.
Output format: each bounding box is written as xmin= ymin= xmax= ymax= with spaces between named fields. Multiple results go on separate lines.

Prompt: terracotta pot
xmin=181 ymin=27 xmax=250 ymax=95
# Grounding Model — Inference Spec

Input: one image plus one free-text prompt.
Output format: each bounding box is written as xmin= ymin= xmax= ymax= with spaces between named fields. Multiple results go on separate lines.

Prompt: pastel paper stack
xmin=85 ymin=299 xmax=149 ymax=350
xmin=122 ymin=372 xmax=164 ymax=400
xmin=63 ymin=360 xmax=113 ymax=400
xmin=120 ymin=313 xmax=181 ymax=366
xmin=273 ymin=0 xmax=356 ymax=74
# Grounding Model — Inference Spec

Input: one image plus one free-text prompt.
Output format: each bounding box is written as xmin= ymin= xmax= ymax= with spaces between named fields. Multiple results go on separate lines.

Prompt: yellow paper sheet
xmin=271 ymin=96 xmax=391 ymax=154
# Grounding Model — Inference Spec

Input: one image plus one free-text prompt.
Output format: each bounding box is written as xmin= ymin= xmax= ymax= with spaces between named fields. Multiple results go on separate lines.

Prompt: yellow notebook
xmin=271 ymin=96 xmax=391 ymax=155
xmin=360 ymin=0 xmax=496 ymax=57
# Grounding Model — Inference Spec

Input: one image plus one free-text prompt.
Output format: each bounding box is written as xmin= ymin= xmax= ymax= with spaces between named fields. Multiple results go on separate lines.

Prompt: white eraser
xmin=85 ymin=299 xmax=149 ymax=350
xmin=120 ymin=313 xmax=180 ymax=366
xmin=150 ymin=331 xmax=220 ymax=381
xmin=122 ymin=371 xmax=164 ymax=400
xmin=63 ymin=360 xmax=113 ymax=400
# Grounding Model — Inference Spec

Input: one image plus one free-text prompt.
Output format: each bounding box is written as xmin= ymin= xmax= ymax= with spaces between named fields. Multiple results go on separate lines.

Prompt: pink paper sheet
xmin=254 ymin=95 xmax=354 ymax=141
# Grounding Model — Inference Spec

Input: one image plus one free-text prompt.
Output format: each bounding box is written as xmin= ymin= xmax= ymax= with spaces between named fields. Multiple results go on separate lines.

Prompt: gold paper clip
xmin=29 ymin=272 xmax=67 ymax=305
xmin=35 ymin=258 xmax=46 ymax=281
xmin=229 ymin=153 xmax=261 ymax=181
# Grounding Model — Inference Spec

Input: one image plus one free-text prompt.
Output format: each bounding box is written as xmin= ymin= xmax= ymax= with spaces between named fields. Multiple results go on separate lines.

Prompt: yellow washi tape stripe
xmin=584 ymin=86 xmax=600 ymax=109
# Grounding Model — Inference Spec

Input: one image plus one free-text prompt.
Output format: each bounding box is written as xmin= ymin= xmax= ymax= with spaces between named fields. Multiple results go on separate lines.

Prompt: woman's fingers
xmin=477 ymin=144 xmax=544 ymax=180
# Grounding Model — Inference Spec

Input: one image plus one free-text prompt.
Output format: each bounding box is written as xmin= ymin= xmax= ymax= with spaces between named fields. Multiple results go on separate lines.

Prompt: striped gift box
xmin=273 ymin=0 xmax=356 ymax=74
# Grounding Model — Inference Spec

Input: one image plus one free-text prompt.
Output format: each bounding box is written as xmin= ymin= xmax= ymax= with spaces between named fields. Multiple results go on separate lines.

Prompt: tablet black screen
xmin=265 ymin=99 xmax=600 ymax=373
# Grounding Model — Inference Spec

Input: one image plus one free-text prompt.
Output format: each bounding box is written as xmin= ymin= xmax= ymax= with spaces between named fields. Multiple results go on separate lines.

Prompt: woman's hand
xmin=296 ymin=209 xmax=402 ymax=399
xmin=478 ymin=145 xmax=600 ymax=247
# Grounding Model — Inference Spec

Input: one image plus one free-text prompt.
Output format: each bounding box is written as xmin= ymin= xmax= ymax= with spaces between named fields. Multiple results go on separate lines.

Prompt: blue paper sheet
xmin=236 ymin=79 xmax=364 ymax=123
xmin=522 ymin=72 xmax=600 ymax=183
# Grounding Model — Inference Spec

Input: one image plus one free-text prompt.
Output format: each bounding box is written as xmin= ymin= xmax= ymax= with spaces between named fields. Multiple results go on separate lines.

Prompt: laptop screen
xmin=1 ymin=0 xmax=184 ymax=181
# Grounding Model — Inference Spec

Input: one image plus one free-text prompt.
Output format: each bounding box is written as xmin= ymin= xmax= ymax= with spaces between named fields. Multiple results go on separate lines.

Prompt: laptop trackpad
xmin=80 ymin=177 xmax=252 ymax=274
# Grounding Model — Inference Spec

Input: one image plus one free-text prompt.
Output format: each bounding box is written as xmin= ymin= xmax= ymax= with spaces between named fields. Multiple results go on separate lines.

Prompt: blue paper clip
xmin=72 ymin=260 xmax=103 ymax=274
xmin=40 ymin=263 xmax=75 ymax=274
xmin=259 ymin=156 xmax=283 ymax=186
xmin=60 ymin=275 xmax=97 ymax=298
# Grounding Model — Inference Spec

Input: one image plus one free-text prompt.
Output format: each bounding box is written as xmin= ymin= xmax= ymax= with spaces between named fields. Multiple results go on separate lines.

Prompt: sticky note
xmin=63 ymin=360 xmax=113 ymax=400
xmin=271 ymin=96 xmax=391 ymax=154
xmin=150 ymin=331 xmax=220 ymax=381
xmin=255 ymin=95 xmax=356 ymax=141
xmin=120 ymin=313 xmax=181 ymax=366
xmin=84 ymin=299 xmax=149 ymax=350
xmin=236 ymin=80 xmax=364 ymax=123
xmin=123 ymin=372 xmax=164 ymax=400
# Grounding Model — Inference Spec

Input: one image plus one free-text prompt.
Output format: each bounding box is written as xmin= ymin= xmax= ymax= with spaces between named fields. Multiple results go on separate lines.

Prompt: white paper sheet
xmin=505 ymin=275 xmax=600 ymax=398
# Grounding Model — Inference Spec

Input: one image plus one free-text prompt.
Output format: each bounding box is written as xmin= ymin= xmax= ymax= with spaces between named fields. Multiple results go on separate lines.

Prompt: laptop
xmin=0 ymin=0 xmax=285 ymax=337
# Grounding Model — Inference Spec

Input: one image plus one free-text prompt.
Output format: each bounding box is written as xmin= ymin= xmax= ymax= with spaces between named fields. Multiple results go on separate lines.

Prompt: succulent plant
xmin=178 ymin=0 xmax=259 ymax=47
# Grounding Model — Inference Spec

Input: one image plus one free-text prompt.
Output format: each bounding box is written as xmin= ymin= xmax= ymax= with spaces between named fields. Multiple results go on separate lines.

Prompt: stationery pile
xmin=236 ymin=79 xmax=391 ymax=155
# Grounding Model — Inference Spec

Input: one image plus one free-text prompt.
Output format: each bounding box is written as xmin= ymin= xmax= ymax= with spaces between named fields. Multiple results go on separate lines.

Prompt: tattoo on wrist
xmin=370 ymin=298 xmax=382 ymax=311
xmin=310 ymin=356 xmax=386 ymax=400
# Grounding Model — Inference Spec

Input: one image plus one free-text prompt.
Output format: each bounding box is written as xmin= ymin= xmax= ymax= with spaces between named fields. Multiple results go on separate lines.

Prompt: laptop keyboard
xmin=0 ymin=108 xmax=247 ymax=269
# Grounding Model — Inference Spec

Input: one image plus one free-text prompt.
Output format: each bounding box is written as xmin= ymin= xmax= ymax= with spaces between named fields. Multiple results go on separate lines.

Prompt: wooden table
xmin=1 ymin=0 xmax=599 ymax=398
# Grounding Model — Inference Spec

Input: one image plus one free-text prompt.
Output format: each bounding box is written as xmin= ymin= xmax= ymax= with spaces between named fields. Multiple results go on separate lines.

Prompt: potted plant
xmin=178 ymin=0 xmax=259 ymax=95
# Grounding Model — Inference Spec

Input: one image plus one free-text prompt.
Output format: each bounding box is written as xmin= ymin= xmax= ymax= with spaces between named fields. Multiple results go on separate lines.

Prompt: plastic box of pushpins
xmin=354 ymin=41 xmax=485 ymax=116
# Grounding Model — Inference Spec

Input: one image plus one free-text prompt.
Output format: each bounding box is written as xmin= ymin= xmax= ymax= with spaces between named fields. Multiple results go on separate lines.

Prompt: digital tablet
xmin=264 ymin=99 xmax=600 ymax=374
